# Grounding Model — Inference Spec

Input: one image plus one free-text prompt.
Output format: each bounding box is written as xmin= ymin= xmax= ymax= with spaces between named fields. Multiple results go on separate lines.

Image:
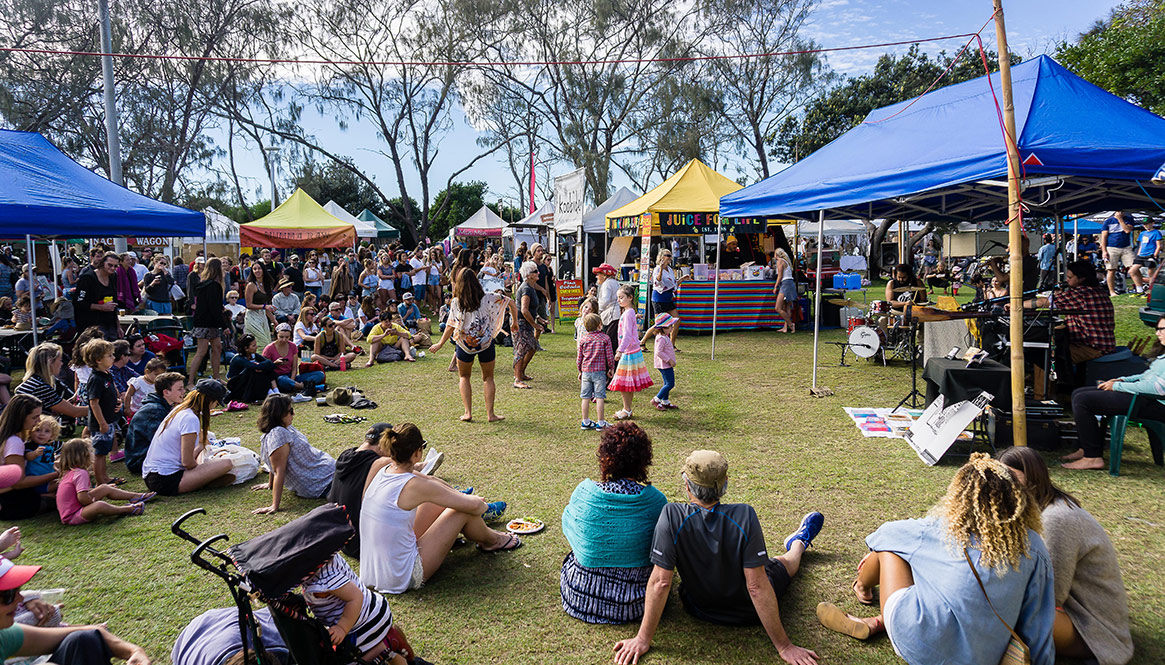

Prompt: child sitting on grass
xmin=577 ymin=313 xmax=615 ymax=430
xmin=124 ymin=357 xmax=169 ymax=417
xmin=82 ymin=339 xmax=121 ymax=485
xmin=303 ymin=552 xmax=403 ymax=663
xmin=55 ymin=438 xmax=155 ymax=524
xmin=24 ymin=415 xmax=60 ymax=496
xmin=641 ymin=312 xmax=679 ymax=411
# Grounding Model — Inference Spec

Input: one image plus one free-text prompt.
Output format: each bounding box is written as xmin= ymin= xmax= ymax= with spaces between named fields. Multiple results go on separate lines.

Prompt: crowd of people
xmin=0 ymin=232 xmax=1148 ymax=665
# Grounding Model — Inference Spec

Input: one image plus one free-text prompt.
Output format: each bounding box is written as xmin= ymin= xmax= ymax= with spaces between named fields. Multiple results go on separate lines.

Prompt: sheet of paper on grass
xmin=843 ymin=407 xmax=924 ymax=439
xmin=905 ymin=392 xmax=993 ymax=465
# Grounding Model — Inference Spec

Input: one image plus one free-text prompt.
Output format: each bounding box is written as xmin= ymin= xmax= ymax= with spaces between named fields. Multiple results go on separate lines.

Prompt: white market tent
xmin=323 ymin=200 xmax=378 ymax=239
xmin=454 ymin=205 xmax=508 ymax=237
xmin=184 ymin=207 xmax=239 ymax=243
xmin=794 ymin=219 xmax=865 ymax=236
xmin=576 ymin=186 xmax=639 ymax=234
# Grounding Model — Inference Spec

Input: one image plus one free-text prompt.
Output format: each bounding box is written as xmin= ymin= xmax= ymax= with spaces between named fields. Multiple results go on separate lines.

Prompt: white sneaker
xmin=420 ymin=449 xmax=445 ymax=476
xmin=291 ymin=393 xmax=312 ymax=403
xmin=267 ymin=388 xmax=280 ymax=396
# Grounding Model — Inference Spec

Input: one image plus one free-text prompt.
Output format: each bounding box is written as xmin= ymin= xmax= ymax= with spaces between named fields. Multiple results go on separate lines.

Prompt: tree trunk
xmin=869 ymin=219 xmax=895 ymax=278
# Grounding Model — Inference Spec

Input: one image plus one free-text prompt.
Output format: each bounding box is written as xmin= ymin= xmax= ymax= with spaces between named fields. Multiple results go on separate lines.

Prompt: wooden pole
xmin=994 ymin=0 xmax=1027 ymax=446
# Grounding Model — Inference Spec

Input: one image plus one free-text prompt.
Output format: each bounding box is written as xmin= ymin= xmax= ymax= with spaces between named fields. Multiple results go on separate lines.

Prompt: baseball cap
xmin=682 ymin=450 xmax=728 ymax=492
xmin=0 ymin=557 xmax=41 ymax=591
xmin=193 ymin=378 xmax=227 ymax=404
xmin=195 ymin=256 xmax=206 ymax=264
xmin=402 ymin=291 xmax=415 ymax=300
xmin=592 ymin=263 xmax=617 ymax=276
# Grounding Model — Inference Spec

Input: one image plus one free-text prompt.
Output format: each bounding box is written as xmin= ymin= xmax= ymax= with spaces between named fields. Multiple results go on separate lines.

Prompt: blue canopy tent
xmin=719 ymin=55 xmax=1165 ymax=392
xmin=0 ymin=129 xmax=205 ymax=343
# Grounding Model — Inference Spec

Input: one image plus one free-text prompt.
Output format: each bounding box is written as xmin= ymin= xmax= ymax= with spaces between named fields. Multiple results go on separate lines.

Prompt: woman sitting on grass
xmin=55 ymin=438 xmax=155 ymax=523
xmin=360 ymin=423 xmax=516 ymax=594
xmin=998 ymin=447 xmax=1133 ymax=665
xmin=560 ymin=422 xmax=667 ymax=624
xmin=226 ymin=334 xmax=278 ymax=404
xmin=141 ymin=379 xmax=235 ymax=496
xmin=312 ymin=316 xmax=357 ymax=371
xmin=252 ymin=394 xmax=336 ymax=515
xmin=263 ymin=323 xmax=325 ymax=396
xmin=816 ymin=452 xmax=1055 ymax=665
xmin=0 ymin=395 xmax=58 ymax=520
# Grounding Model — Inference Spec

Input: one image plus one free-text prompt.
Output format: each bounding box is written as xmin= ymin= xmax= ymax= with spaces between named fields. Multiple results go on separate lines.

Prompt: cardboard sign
xmin=906 ymin=392 xmax=992 ymax=465
xmin=557 ymin=279 xmax=585 ymax=319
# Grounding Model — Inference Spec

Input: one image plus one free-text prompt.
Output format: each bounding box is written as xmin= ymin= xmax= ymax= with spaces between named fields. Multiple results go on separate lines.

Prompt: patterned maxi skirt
xmin=608 ymin=350 xmax=653 ymax=392
xmin=244 ymin=309 xmax=272 ymax=349
xmin=560 ymin=552 xmax=652 ymax=624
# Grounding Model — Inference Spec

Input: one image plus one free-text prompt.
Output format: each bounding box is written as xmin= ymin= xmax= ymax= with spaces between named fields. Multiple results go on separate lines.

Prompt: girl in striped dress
xmin=608 ymin=285 xmax=653 ymax=420
xmin=303 ymin=552 xmax=402 ymax=662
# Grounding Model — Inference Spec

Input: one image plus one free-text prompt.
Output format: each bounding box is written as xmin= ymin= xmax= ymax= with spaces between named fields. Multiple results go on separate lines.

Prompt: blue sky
xmin=225 ymin=0 xmax=1120 ymax=213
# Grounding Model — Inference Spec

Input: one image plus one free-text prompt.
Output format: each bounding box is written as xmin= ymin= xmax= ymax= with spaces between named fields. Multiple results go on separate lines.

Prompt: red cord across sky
xmin=1 ymin=32 xmax=985 ymax=68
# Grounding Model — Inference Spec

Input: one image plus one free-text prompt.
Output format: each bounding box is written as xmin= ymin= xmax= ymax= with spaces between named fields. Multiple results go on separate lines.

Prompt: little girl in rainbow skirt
xmin=608 ymin=285 xmax=653 ymax=419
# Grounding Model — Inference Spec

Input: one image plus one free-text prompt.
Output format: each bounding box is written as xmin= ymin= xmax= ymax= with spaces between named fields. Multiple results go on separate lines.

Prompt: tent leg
xmin=811 ymin=211 xmax=830 ymax=397
xmin=50 ymin=241 xmax=60 ymax=300
xmin=26 ymin=235 xmax=37 ymax=347
xmin=712 ymin=221 xmax=721 ymax=360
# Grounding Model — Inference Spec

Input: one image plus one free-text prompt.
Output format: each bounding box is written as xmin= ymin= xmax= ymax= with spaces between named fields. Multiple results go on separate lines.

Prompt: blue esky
xmin=222 ymin=0 xmax=1120 ymax=212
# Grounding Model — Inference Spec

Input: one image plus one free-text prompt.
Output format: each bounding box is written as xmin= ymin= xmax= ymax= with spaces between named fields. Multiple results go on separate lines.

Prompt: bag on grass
xmin=376 ymin=345 xmax=404 ymax=363
xmin=145 ymin=332 xmax=182 ymax=354
xmin=207 ymin=443 xmax=260 ymax=484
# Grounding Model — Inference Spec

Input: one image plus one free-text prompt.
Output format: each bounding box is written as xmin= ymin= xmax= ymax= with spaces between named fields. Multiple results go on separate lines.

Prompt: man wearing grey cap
xmin=614 ymin=450 xmax=824 ymax=665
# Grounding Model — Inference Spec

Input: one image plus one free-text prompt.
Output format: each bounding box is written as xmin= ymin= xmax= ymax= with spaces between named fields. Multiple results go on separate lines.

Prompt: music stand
xmin=896 ymin=304 xmax=925 ymax=409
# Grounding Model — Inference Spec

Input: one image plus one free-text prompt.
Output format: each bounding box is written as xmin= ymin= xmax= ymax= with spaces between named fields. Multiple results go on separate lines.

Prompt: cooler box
xmin=833 ymin=273 xmax=862 ymax=290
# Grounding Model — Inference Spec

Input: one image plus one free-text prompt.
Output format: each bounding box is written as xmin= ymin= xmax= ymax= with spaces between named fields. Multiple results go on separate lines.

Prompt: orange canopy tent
xmin=240 ymin=188 xmax=356 ymax=248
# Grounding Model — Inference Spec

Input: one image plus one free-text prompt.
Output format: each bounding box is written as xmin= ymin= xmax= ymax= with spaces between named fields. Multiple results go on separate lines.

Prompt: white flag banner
xmin=554 ymin=168 xmax=586 ymax=230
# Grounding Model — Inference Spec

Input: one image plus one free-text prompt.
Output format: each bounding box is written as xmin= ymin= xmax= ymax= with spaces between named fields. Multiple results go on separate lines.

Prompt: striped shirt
xmin=303 ymin=553 xmax=393 ymax=653
xmin=14 ymin=375 xmax=68 ymax=410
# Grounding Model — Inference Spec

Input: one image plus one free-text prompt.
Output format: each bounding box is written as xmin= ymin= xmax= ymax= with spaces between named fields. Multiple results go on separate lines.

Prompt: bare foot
xmin=1062 ymin=457 xmax=1106 ymax=470
xmin=1060 ymin=448 xmax=1085 ymax=462
xmin=459 ymin=414 xmax=473 ymax=422
xmin=512 ymin=382 xmax=531 ymax=389
xmin=363 ymin=361 xmax=374 ymax=368
xmin=488 ymin=414 xmax=504 ymax=422
xmin=405 ymin=356 xmax=416 ymax=362
xmin=207 ymin=473 xmax=237 ymax=489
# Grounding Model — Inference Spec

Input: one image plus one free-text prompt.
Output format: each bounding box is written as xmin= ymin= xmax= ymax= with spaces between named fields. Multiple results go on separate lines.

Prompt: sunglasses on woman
xmin=0 ymin=587 xmax=21 ymax=605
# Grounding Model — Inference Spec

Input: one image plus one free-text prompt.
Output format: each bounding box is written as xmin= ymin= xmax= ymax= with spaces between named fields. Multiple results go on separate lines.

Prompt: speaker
xmin=922 ymin=320 xmax=975 ymax=365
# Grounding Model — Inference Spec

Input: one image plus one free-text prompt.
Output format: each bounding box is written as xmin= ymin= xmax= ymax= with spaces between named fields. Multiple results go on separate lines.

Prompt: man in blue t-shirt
xmin=613 ymin=450 xmax=825 ymax=665
xmin=1100 ymin=211 xmax=1134 ymax=296
xmin=1130 ymin=217 xmax=1162 ymax=294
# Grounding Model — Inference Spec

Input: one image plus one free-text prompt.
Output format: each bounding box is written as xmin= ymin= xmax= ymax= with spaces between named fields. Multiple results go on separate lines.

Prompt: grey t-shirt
xmin=650 ymin=502 xmax=770 ymax=625
xmin=171 ymin=607 xmax=287 ymax=665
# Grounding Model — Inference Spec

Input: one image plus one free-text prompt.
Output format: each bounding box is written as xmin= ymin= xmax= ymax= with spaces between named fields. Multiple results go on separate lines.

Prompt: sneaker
xmin=267 ymin=388 xmax=280 ymax=396
xmin=595 ymin=420 xmax=610 ymax=429
xmin=580 ymin=420 xmax=595 ymax=430
xmin=454 ymin=486 xmax=474 ymax=495
xmin=291 ymin=393 xmax=313 ymax=403
xmin=419 ymin=449 xmax=444 ymax=476
xmin=784 ymin=511 xmax=825 ymax=551
xmin=650 ymin=397 xmax=662 ymax=408
xmin=108 ymin=450 xmax=126 ymax=463
xmin=664 ymin=402 xmax=680 ymax=410
xmin=483 ymin=501 xmax=507 ymax=522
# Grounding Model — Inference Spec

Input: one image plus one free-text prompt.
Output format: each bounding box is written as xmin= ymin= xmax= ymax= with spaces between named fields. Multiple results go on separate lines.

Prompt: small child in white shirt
xmin=123 ymin=357 xmax=169 ymax=416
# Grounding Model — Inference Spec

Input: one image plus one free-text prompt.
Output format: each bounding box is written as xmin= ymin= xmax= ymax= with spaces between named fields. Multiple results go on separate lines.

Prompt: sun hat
xmin=652 ymin=312 xmax=678 ymax=330
xmin=592 ymin=263 xmax=617 ymax=276
xmin=0 ymin=557 xmax=41 ymax=592
xmin=0 ymin=465 xmax=23 ymax=491
xmin=682 ymin=450 xmax=728 ymax=493
xmin=278 ymin=279 xmax=294 ymax=290
xmin=402 ymin=291 xmax=415 ymax=300
xmin=193 ymin=378 xmax=227 ymax=405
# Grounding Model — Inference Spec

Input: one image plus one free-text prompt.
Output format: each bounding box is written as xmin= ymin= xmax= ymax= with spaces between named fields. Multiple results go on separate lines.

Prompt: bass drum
xmin=847 ymin=325 xmax=885 ymax=359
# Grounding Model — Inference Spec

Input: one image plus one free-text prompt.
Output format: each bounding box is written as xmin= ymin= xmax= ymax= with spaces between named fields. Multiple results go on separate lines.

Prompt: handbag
xmin=169 ymin=283 xmax=185 ymax=300
xmin=964 ymin=549 xmax=1032 ymax=665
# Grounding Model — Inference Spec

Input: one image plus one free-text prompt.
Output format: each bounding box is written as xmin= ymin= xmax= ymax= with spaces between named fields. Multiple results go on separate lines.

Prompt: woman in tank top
xmin=359 ymin=423 xmax=519 ymax=594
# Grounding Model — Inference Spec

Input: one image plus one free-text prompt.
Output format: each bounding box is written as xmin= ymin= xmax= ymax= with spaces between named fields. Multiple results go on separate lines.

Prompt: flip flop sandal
xmin=110 ymin=477 xmax=127 ymax=486
xmin=134 ymin=492 xmax=158 ymax=504
xmin=512 ymin=382 xmax=531 ymax=389
xmin=816 ymin=602 xmax=872 ymax=640
xmin=129 ymin=502 xmax=145 ymax=516
xmin=853 ymin=578 xmax=876 ymax=605
xmin=477 ymin=533 xmax=523 ymax=554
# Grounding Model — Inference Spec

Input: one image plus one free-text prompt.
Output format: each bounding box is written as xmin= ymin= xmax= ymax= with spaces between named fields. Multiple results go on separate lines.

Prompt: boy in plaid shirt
xmin=577 ymin=313 xmax=615 ymax=430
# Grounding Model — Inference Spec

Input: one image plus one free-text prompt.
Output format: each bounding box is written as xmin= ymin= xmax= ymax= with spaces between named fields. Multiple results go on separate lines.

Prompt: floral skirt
xmin=512 ymin=321 xmax=538 ymax=361
xmin=608 ymin=350 xmax=653 ymax=393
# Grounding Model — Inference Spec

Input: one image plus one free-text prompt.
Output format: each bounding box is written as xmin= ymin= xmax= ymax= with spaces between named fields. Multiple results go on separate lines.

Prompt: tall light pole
xmin=98 ymin=0 xmax=127 ymax=253
xmin=264 ymin=144 xmax=280 ymax=208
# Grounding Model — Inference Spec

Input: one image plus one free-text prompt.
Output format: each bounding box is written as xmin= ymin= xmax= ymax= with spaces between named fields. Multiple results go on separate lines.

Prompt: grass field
xmin=16 ymin=296 xmax=1165 ymax=665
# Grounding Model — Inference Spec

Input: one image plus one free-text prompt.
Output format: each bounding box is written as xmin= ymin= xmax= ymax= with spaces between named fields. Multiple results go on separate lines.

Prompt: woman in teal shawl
xmin=560 ymin=422 xmax=667 ymax=624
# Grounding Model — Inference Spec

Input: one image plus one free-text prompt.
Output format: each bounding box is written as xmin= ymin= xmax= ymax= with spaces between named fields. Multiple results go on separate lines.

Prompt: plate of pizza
xmin=506 ymin=517 xmax=545 ymax=535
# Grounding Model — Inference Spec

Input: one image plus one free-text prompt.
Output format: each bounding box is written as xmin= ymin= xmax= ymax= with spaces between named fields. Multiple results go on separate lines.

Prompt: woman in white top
xmin=772 ymin=248 xmax=797 ymax=333
xmin=360 ymin=424 xmax=519 ymax=594
xmin=293 ymin=307 xmax=320 ymax=347
xmin=426 ymin=248 xmax=442 ymax=312
xmin=303 ymin=259 xmax=324 ymax=296
xmin=252 ymin=394 xmax=336 ymax=514
xmin=650 ymin=249 xmax=687 ymax=348
xmin=141 ymin=379 xmax=235 ymax=495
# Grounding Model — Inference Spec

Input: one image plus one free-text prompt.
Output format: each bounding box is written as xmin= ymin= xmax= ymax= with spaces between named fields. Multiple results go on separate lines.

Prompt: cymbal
xmin=893 ymin=285 xmax=928 ymax=293
xmin=828 ymin=298 xmax=862 ymax=307
xmin=904 ymin=306 xmax=996 ymax=322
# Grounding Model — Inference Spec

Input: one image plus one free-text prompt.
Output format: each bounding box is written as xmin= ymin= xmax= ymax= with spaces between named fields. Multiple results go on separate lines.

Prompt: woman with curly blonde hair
xmin=816 ymin=453 xmax=1056 ymax=665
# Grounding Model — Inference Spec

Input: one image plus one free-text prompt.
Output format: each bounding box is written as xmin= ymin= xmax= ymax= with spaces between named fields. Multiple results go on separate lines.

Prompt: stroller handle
xmin=172 ymin=508 xmax=207 ymax=545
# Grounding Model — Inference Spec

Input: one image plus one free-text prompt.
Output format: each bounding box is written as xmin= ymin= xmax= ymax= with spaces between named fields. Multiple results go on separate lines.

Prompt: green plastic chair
xmin=1107 ymin=393 xmax=1165 ymax=476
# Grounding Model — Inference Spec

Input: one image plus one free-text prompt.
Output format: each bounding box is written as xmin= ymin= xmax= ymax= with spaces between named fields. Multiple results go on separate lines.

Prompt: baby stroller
xmin=171 ymin=504 xmax=429 ymax=665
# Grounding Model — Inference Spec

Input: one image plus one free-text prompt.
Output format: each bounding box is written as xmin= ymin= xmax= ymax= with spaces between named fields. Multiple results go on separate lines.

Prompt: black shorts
xmin=1133 ymin=256 xmax=1154 ymax=267
xmin=145 ymin=470 xmax=184 ymax=496
xmin=652 ymin=298 xmax=677 ymax=313
xmin=456 ymin=342 xmax=496 ymax=364
xmin=765 ymin=557 xmax=792 ymax=597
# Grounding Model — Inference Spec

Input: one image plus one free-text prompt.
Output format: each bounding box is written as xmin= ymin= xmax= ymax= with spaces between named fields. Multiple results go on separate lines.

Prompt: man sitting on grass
xmin=124 ymin=372 xmax=186 ymax=475
xmin=613 ymin=450 xmax=823 ymax=665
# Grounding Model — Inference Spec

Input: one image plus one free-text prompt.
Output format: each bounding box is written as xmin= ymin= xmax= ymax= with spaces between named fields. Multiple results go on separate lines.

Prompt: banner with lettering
xmin=637 ymin=215 xmax=652 ymax=330
xmin=556 ymin=279 xmax=585 ymax=319
xmin=658 ymin=213 xmax=766 ymax=235
xmin=554 ymin=169 xmax=585 ymax=230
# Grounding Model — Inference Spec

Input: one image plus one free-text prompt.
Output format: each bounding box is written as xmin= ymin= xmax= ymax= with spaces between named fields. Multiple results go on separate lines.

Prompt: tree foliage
xmin=774 ymin=46 xmax=1016 ymax=163
xmin=1055 ymin=0 xmax=1165 ymax=116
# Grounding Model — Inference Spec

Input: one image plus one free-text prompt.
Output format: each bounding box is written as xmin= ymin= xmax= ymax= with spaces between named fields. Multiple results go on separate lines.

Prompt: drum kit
xmin=828 ymin=285 xmax=930 ymax=365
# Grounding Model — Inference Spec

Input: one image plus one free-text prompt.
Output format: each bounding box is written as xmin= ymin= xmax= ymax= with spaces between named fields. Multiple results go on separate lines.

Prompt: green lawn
xmin=18 ymin=305 xmax=1165 ymax=664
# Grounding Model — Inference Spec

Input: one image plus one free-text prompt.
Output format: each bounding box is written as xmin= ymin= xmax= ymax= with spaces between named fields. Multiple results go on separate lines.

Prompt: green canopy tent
xmin=358 ymin=208 xmax=400 ymax=239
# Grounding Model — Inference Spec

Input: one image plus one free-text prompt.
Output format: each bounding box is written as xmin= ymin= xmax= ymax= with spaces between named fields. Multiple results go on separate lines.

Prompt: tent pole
xmin=712 ymin=221 xmax=722 ymax=360
xmin=50 ymin=241 xmax=60 ymax=300
xmin=994 ymin=0 xmax=1027 ymax=446
xmin=811 ymin=211 xmax=824 ymax=393
xmin=1073 ymin=217 xmax=1078 ymax=260
xmin=26 ymin=235 xmax=37 ymax=347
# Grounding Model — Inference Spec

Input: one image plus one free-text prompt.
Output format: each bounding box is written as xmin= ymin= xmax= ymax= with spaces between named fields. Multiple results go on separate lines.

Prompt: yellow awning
xmin=240 ymin=188 xmax=356 ymax=248
xmin=606 ymin=159 xmax=743 ymax=220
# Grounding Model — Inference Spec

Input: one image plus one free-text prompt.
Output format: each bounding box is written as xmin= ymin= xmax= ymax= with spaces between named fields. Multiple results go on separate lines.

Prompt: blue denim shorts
xmin=91 ymin=425 xmax=118 ymax=456
xmin=580 ymin=371 xmax=608 ymax=400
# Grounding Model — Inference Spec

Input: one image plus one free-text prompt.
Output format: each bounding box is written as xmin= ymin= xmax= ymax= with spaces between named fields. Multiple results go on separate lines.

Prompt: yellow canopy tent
xmin=240 ymin=188 xmax=356 ymax=248
xmin=605 ymin=158 xmax=743 ymax=236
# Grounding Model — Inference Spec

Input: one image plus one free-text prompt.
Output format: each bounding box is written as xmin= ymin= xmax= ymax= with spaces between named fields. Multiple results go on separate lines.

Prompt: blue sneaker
xmin=483 ymin=501 xmax=507 ymax=522
xmin=595 ymin=420 xmax=611 ymax=429
xmin=581 ymin=419 xmax=595 ymax=430
xmin=453 ymin=486 xmax=474 ymax=495
xmin=784 ymin=511 xmax=824 ymax=551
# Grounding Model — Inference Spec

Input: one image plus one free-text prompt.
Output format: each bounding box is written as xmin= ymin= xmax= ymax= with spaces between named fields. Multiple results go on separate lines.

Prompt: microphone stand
xmin=895 ymin=303 xmax=925 ymax=409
